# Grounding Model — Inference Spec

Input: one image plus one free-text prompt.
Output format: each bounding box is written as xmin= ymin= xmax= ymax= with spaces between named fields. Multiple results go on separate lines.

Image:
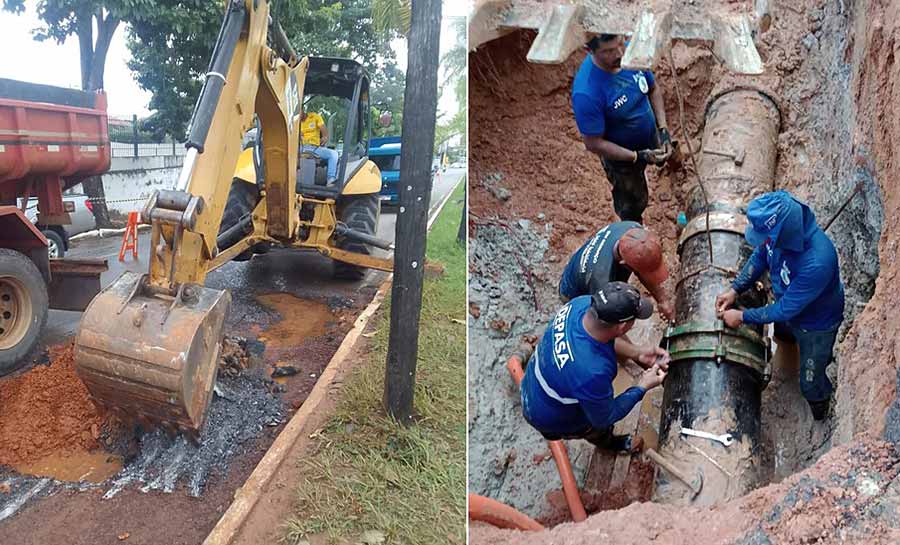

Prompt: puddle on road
xmin=255 ymin=294 xmax=333 ymax=357
xmin=13 ymin=451 xmax=123 ymax=483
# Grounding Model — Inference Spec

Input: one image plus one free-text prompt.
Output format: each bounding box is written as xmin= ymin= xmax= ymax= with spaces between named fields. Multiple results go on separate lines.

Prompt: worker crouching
xmin=520 ymin=282 xmax=670 ymax=452
xmin=716 ymin=191 xmax=845 ymax=420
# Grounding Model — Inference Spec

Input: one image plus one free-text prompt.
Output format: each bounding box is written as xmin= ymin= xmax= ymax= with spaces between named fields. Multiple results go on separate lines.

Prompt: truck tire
xmin=0 ymin=249 xmax=48 ymax=376
xmin=41 ymin=229 xmax=65 ymax=258
xmin=333 ymin=193 xmax=380 ymax=280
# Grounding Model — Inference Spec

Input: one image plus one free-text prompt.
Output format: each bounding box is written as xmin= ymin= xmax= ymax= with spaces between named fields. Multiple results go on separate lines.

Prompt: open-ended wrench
xmin=680 ymin=427 xmax=734 ymax=447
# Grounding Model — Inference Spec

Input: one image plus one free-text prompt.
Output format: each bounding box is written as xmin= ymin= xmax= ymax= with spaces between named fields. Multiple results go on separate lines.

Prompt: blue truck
xmin=369 ymin=136 xmax=401 ymax=205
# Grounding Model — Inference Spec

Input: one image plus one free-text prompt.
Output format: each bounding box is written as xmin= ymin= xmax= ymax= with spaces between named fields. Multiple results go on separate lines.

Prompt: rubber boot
xmin=809 ymin=397 xmax=831 ymax=421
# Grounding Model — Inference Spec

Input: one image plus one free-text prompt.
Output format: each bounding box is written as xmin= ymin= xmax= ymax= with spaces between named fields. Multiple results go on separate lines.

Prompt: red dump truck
xmin=0 ymin=78 xmax=110 ymax=374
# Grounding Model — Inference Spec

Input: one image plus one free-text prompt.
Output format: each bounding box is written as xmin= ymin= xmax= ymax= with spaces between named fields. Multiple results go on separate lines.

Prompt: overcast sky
xmin=0 ymin=0 xmax=467 ymax=120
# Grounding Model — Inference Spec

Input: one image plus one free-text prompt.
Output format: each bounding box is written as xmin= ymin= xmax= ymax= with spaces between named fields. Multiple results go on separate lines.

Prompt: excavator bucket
xmin=469 ymin=0 xmax=767 ymax=75
xmin=74 ymin=272 xmax=231 ymax=438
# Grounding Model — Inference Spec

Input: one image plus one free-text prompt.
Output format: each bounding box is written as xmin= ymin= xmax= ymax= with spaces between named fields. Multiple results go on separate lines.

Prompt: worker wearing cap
xmin=572 ymin=34 xmax=672 ymax=223
xmin=716 ymin=191 xmax=844 ymax=420
xmin=521 ymin=282 xmax=670 ymax=452
xmin=560 ymin=221 xmax=674 ymax=322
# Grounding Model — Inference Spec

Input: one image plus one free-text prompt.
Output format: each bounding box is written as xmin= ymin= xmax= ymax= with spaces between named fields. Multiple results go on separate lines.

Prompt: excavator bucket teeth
xmin=74 ymin=272 xmax=231 ymax=437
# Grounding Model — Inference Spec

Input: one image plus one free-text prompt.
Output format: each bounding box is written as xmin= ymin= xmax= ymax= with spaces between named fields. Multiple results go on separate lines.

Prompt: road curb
xmin=203 ymin=176 xmax=463 ymax=545
xmin=202 ymin=276 xmax=392 ymax=545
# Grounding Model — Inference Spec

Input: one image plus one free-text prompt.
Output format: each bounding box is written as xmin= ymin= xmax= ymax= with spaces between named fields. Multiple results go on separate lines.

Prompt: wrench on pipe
xmin=681 ymin=427 xmax=734 ymax=447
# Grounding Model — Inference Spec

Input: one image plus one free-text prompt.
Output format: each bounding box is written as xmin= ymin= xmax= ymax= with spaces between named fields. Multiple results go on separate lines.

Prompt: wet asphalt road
xmin=40 ymin=168 xmax=464 ymax=348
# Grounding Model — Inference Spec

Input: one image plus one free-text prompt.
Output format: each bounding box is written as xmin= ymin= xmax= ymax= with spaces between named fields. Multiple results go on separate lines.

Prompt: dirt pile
xmin=0 ymin=344 xmax=116 ymax=467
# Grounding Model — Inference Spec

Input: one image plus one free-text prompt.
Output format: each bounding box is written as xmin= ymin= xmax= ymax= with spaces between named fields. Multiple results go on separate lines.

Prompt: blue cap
xmin=744 ymin=191 xmax=803 ymax=249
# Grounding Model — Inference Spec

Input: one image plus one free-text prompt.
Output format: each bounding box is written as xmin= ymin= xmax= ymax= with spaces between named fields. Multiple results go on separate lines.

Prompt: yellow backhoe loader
xmin=73 ymin=0 xmax=393 ymax=438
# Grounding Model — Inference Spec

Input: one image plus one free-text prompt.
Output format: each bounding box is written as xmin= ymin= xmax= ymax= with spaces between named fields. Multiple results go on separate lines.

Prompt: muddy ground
xmin=468 ymin=0 xmax=896 ymax=538
xmin=0 ymin=250 xmax=380 ymax=545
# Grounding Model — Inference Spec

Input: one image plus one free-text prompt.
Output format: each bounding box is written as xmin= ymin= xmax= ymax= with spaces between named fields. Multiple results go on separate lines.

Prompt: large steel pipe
xmin=653 ymin=88 xmax=781 ymax=506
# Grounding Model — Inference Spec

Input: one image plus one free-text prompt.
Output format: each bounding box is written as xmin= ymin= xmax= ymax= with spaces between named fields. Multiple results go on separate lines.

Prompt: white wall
xmin=70 ymin=155 xmax=183 ymax=214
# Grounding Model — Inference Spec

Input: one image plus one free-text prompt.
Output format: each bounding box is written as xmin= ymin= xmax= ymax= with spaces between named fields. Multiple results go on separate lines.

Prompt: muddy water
xmin=255 ymin=293 xmax=332 ymax=355
xmin=13 ymin=451 xmax=122 ymax=484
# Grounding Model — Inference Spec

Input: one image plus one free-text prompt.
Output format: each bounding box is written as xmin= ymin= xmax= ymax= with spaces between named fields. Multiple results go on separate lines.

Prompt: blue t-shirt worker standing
xmin=521 ymin=282 xmax=670 ymax=452
xmin=716 ymin=191 xmax=845 ymax=421
xmin=572 ymin=34 xmax=672 ymax=224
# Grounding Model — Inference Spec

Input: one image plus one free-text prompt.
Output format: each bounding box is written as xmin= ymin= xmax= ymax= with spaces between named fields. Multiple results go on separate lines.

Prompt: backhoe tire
xmin=219 ymin=178 xmax=261 ymax=262
xmin=333 ymin=193 xmax=380 ymax=281
xmin=0 ymin=249 xmax=48 ymax=376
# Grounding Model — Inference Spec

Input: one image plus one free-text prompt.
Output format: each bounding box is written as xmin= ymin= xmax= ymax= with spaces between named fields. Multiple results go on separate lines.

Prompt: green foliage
xmin=371 ymin=0 xmax=409 ymax=37
xmin=435 ymin=16 xmax=466 ymax=153
xmin=2 ymin=0 xmax=152 ymax=44
xmin=370 ymin=61 xmax=404 ymax=136
xmin=126 ymin=0 xmax=221 ymax=139
xmin=1 ymin=0 xmax=158 ymax=90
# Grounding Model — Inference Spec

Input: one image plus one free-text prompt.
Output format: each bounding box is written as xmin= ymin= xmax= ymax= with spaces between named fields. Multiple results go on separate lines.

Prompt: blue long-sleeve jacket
xmin=521 ymin=297 xmax=645 ymax=436
xmin=732 ymin=200 xmax=844 ymax=330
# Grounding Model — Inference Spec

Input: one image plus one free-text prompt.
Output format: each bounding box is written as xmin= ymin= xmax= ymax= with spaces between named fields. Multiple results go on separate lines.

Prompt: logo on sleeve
xmin=780 ymin=261 xmax=792 ymax=286
xmin=632 ymin=72 xmax=650 ymax=95
xmin=551 ymin=304 xmax=574 ymax=370
xmin=633 ymin=72 xmax=649 ymax=94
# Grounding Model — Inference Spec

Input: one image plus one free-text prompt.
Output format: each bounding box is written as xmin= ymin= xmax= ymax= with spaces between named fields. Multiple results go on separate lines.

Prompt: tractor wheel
xmin=218 ymin=178 xmax=260 ymax=262
xmin=0 ymin=249 xmax=48 ymax=376
xmin=333 ymin=193 xmax=380 ymax=280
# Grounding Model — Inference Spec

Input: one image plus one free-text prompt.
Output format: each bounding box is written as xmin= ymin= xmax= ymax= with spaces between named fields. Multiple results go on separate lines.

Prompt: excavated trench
xmin=469 ymin=0 xmax=898 ymax=541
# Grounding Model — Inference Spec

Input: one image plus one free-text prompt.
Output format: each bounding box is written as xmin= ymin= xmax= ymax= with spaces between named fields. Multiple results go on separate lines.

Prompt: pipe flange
xmin=704 ymin=79 xmax=784 ymax=126
xmin=677 ymin=210 xmax=749 ymax=251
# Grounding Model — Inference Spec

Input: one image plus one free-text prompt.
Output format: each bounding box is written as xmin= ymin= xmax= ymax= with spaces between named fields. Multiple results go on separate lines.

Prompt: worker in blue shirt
xmin=572 ymin=34 xmax=672 ymax=224
xmin=521 ymin=282 xmax=670 ymax=452
xmin=716 ymin=191 xmax=845 ymax=420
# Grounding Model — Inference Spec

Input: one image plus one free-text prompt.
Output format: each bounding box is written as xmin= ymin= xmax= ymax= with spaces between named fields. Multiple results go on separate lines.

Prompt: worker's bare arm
xmin=648 ymin=83 xmax=668 ymax=132
xmin=582 ymin=134 xmax=638 ymax=162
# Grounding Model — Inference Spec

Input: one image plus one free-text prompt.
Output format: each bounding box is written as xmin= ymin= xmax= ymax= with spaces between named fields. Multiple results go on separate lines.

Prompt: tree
xmin=441 ymin=16 xmax=466 ymax=107
xmin=370 ymin=61 xmax=405 ymax=136
xmin=1 ymin=0 xmax=154 ymax=227
xmin=433 ymin=15 xmax=465 ymax=153
xmin=126 ymin=0 xmax=221 ymax=140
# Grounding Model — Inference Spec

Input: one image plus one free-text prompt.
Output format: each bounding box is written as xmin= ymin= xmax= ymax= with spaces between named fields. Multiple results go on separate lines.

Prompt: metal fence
xmin=111 ymin=141 xmax=187 ymax=158
xmin=108 ymin=114 xmax=186 ymax=158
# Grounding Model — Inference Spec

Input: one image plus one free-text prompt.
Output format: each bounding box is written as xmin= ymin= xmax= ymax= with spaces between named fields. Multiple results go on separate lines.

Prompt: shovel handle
xmin=645 ymin=448 xmax=702 ymax=495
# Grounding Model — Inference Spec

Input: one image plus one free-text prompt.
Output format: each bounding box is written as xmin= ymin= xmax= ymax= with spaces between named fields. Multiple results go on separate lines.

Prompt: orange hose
xmin=468 ymin=493 xmax=544 ymax=531
xmin=548 ymin=440 xmax=588 ymax=522
xmin=506 ymin=351 xmax=588 ymax=523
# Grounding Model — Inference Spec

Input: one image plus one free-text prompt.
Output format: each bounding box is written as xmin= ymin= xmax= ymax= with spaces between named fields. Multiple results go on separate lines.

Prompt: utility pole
xmin=383 ymin=0 xmax=442 ymax=423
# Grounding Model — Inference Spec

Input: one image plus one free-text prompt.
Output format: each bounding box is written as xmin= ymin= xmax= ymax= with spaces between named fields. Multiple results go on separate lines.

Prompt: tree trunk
xmin=75 ymin=11 xmax=120 ymax=229
xmin=383 ymin=0 xmax=442 ymax=423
